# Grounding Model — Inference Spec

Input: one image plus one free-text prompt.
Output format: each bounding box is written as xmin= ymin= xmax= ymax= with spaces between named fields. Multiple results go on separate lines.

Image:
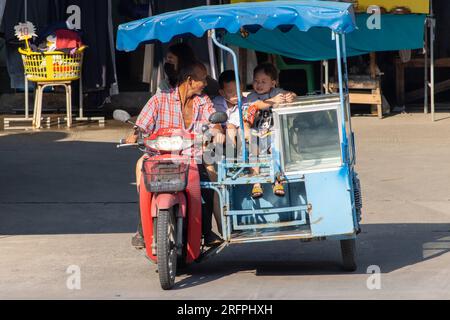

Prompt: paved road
xmin=0 ymin=114 xmax=449 ymax=299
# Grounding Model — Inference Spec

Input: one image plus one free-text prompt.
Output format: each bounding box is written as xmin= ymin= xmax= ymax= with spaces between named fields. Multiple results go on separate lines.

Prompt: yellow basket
xmin=18 ymin=46 xmax=87 ymax=82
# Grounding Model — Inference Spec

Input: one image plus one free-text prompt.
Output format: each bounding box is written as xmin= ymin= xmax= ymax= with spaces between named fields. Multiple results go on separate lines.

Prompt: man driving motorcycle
xmin=126 ymin=60 xmax=226 ymax=248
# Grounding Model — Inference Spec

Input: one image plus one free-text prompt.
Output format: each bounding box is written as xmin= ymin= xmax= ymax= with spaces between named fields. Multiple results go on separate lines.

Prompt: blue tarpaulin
xmin=116 ymin=0 xmax=356 ymax=52
xmin=224 ymin=13 xmax=426 ymax=61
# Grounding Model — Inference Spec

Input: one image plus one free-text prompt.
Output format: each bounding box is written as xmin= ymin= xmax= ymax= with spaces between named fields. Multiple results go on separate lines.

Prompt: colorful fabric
xmin=136 ymin=87 xmax=215 ymax=135
xmin=244 ymin=104 xmax=259 ymax=127
xmin=55 ymin=29 xmax=82 ymax=50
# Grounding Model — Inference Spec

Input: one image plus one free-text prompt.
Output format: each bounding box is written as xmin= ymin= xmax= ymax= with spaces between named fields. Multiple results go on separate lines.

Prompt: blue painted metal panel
xmin=230 ymin=182 xmax=308 ymax=227
xmin=231 ymin=181 xmax=307 ymax=211
xmin=304 ymin=166 xmax=355 ymax=237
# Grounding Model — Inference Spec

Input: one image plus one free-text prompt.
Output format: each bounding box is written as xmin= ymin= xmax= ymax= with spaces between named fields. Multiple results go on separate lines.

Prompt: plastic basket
xmin=143 ymin=158 xmax=189 ymax=193
xmin=18 ymin=46 xmax=87 ymax=82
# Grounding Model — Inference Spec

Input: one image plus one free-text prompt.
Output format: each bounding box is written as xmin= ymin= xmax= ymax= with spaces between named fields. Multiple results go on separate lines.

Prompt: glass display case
xmin=273 ymin=95 xmax=343 ymax=174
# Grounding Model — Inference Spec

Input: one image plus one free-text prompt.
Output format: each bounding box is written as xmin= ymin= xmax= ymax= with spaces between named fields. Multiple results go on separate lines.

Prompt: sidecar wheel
xmin=340 ymin=239 xmax=357 ymax=272
xmin=157 ymin=209 xmax=177 ymax=290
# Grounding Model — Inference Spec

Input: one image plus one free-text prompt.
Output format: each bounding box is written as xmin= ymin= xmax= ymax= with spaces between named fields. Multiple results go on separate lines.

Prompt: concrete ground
xmin=0 ymin=113 xmax=449 ymax=300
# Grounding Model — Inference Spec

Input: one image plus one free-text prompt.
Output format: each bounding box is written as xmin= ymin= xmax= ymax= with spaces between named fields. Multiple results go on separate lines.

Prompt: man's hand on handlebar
xmin=209 ymin=125 xmax=226 ymax=145
xmin=125 ymin=132 xmax=139 ymax=144
xmin=213 ymin=131 xmax=226 ymax=145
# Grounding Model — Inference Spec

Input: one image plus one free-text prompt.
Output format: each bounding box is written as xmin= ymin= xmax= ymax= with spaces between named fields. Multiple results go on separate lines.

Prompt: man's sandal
xmin=251 ymin=184 xmax=264 ymax=199
xmin=131 ymin=232 xmax=145 ymax=250
xmin=273 ymin=183 xmax=286 ymax=197
xmin=204 ymin=232 xmax=224 ymax=247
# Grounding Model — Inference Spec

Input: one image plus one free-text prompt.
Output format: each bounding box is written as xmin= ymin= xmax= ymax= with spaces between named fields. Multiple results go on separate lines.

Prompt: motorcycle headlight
xmin=146 ymin=136 xmax=192 ymax=152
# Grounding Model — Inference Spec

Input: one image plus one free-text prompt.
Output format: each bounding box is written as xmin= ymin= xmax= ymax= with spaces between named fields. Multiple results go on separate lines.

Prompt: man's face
xmin=253 ymin=71 xmax=276 ymax=95
xmin=189 ymin=67 xmax=208 ymax=96
xmin=219 ymin=81 xmax=238 ymax=106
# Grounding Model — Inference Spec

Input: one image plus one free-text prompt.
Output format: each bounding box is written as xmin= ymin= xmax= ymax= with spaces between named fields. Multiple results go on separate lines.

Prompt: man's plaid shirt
xmin=136 ymin=87 xmax=216 ymax=135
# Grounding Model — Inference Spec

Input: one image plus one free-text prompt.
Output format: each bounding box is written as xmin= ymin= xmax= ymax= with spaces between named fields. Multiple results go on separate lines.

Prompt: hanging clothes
xmin=0 ymin=0 xmax=59 ymax=89
xmin=435 ymin=0 xmax=450 ymax=59
xmin=1 ymin=0 xmax=59 ymax=42
xmin=57 ymin=0 xmax=117 ymax=93
xmin=149 ymin=0 xmax=221 ymax=97
xmin=152 ymin=0 xmax=219 ymax=68
xmin=0 ymin=0 xmax=6 ymax=28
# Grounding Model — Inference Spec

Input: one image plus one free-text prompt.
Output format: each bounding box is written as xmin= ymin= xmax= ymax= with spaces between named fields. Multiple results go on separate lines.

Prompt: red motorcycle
xmin=114 ymin=110 xmax=226 ymax=290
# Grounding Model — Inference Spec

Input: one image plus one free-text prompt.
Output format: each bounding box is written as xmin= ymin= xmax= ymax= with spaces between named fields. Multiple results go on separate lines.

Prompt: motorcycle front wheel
xmin=157 ymin=209 xmax=178 ymax=290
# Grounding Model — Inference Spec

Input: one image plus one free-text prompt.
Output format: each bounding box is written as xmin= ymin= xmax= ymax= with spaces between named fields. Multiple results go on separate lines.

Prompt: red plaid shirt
xmin=136 ymin=87 xmax=215 ymax=135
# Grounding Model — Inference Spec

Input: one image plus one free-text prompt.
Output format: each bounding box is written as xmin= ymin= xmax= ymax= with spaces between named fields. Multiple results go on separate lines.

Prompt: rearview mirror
xmin=113 ymin=110 xmax=132 ymax=123
xmin=209 ymin=112 xmax=228 ymax=124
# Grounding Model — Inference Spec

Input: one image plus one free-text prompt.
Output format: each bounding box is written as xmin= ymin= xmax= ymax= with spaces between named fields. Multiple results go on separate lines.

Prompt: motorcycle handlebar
xmin=116 ymin=143 xmax=139 ymax=149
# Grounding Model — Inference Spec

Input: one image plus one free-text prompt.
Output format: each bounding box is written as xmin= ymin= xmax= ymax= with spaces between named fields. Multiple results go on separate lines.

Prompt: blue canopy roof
xmin=116 ymin=1 xmax=356 ymax=52
xmin=225 ymin=13 xmax=426 ymax=61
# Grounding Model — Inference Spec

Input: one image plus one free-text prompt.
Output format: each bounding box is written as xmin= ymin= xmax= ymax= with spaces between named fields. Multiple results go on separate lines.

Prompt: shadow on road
xmin=0 ymin=131 xmax=139 ymax=235
xmin=1 ymin=132 xmax=449 ymax=290
xmin=171 ymin=223 xmax=450 ymax=289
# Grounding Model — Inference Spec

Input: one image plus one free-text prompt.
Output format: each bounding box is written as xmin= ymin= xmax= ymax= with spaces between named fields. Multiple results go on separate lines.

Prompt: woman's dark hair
xmin=168 ymin=42 xmax=196 ymax=70
xmin=253 ymin=62 xmax=279 ymax=81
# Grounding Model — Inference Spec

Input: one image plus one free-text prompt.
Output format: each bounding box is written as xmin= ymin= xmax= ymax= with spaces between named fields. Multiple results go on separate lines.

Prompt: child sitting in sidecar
xmin=213 ymin=70 xmax=250 ymax=149
xmin=246 ymin=63 xmax=297 ymax=198
xmin=214 ymin=64 xmax=297 ymax=199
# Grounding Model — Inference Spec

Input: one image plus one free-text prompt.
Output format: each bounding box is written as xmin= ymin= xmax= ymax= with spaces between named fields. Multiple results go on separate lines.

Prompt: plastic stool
xmin=32 ymin=81 xmax=72 ymax=129
xmin=275 ymin=55 xmax=315 ymax=94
